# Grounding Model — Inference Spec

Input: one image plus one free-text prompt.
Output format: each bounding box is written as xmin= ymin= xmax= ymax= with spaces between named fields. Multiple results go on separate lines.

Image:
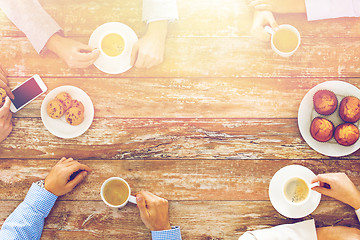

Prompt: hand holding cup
xmin=311 ymin=173 xmax=360 ymax=209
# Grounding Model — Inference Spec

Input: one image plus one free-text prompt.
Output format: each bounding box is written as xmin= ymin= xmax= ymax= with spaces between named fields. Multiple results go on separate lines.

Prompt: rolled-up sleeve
xmin=0 ymin=0 xmax=62 ymax=53
xmin=142 ymin=0 xmax=178 ymax=22
xmin=305 ymin=0 xmax=360 ymax=21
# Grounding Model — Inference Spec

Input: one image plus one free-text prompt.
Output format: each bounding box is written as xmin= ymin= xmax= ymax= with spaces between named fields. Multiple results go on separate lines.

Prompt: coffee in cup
xmin=101 ymin=177 xmax=137 ymax=208
xmin=265 ymin=24 xmax=301 ymax=57
xmin=283 ymin=177 xmax=310 ymax=204
xmin=100 ymin=33 xmax=125 ymax=57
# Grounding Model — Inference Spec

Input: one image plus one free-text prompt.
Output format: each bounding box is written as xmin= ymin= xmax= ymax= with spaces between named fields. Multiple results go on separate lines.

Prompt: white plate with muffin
xmin=298 ymin=81 xmax=360 ymax=157
xmin=41 ymin=86 xmax=94 ymax=139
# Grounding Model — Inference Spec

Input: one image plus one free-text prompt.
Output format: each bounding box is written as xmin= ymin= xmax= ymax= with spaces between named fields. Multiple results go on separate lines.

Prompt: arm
xmin=130 ymin=0 xmax=178 ymax=68
xmin=136 ymin=191 xmax=182 ymax=240
xmin=0 ymin=158 xmax=92 ymax=239
xmin=0 ymin=0 xmax=61 ymax=54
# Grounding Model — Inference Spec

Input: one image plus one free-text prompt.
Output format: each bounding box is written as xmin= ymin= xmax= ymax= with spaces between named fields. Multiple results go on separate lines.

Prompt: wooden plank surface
xmin=4 ymin=118 xmax=360 ymax=160
xmin=1 ymin=0 xmax=360 ymax=239
xmin=1 ymin=159 xmax=360 ymax=201
xmin=0 ymin=200 xmax=358 ymax=240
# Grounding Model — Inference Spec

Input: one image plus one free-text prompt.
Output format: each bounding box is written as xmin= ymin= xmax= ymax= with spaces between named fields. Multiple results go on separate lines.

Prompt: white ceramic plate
xmin=298 ymin=81 xmax=360 ymax=157
xmin=269 ymin=165 xmax=321 ymax=219
xmin=41 ymin=86 xmax=94 ymax=139
xmin=89 ymin=22 xmax=138 ymax=74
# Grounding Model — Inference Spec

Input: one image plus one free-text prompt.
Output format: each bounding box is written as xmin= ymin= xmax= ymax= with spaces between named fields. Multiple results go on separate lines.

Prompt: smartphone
xmin=10 ymin=74 xmax=47 ymax=113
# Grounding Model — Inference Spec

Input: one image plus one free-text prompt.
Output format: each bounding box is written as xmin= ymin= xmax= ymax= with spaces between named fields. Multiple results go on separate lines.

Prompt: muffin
xmin=313 ymin=90 xmax=338 ymax=115
xmin=56 ymin=92 xmax=72 ymax=111
xmin=71 ymin=99 xmax=84 ymax=112
xmin=310 ymin=117 xmax=334 ymax=142
xmin=65 ymin=107 xmax=84 ymax=126
xmin=0 ymin=87 xmax=7 ymax=107
xmin=334 ymin=123 xmax=359 ymax=146
xmin=339 ymin=96 xmax=360 ymax=123
xmin=47 ymin=99 xmax=65 ymax=119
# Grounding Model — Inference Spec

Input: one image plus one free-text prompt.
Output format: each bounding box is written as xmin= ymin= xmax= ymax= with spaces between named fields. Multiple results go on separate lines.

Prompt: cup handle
xmin=264 ymin=26 xmax=275 ymax=35
xmin=128 ymin=195 xmax=137 ymax=205
xmin=310 ymin=182 xmax=319 ymax=189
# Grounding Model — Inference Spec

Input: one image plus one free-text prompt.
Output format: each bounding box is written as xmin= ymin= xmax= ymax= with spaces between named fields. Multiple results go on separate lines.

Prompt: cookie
xmin=0 ymin=88 xmax=7 ymax=107
xmin=71 ymin=99 xmax=85 ymax=112
xmin=47 ymin=99 xmax=65 ymax=119
xmin=56 ymin=92 xmax=72 ymax=111
xmin=65 ymin=107 xmax=84 ymax=126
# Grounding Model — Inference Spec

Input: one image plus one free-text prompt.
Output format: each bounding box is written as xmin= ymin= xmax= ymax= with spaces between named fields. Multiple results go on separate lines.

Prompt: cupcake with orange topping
xmin=339 ymin=96 xmax=360 ymax=123
xmin=310 ymin=117 xmax=334 ymax=142
xmin=313 ymin=90 xmax=338 ymax=115
xmin=334 ymin=123 xmax=359 ymax=146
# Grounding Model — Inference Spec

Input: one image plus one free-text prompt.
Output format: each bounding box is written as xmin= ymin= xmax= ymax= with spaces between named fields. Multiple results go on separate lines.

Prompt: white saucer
xmin=41 ymin=86 xmax=94 ymax=139
xmin=298 ymin=81 xmax=360 ymax=157
xmin=269 ymin=165 xmax=321 ymax=219
xmin=89 ymin=22 xmax=138 ymax=74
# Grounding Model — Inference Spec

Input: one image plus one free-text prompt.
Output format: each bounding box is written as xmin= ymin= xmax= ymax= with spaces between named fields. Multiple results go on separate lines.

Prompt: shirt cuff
xmin=305 ymin=0 xmax=359 ymax=21
xmin=24 ymin=183 xmax=58 ymax=217
xmin=356 ymin=208 xmax=360 ymax=222
xmin=142 ymin=0 xmax=179 ymax=23
xmin=151 ymin=226 xmax=182 ymax=240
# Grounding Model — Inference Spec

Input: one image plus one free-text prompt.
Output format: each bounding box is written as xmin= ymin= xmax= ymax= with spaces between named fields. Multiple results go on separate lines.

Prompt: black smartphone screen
xmin=11 ymin=77 xmax=42 ymax=109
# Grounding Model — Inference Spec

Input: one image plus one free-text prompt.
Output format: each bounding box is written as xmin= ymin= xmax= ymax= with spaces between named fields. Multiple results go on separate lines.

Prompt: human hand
xmin=311 ymin=173 xmax=360 ymax=209
xmin=46 ymin=33 xmax=100 ymax=69
xmin=44 ymin=157 xmax=92 ymax=196
xmin=0 ymin=65 xmax=14 ymax=100
xmin=251 ymin=11 xmax=278 ymax=42
xmin=0 ymin=97 xmax=12 ymax=143
xmin=131 ymin=20 xmax=168 ymax=68
xmin=249 ymin=0 xmax=272 ymax=11
xmin=136 ymin=191 xmax=171 ymax=231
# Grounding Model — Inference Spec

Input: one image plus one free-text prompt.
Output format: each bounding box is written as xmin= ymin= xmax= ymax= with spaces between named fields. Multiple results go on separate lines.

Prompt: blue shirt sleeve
xmin=0 ymin=183 xmax=58 ymax=240
xmin=152 ymin=226 xmax=182 ymax=240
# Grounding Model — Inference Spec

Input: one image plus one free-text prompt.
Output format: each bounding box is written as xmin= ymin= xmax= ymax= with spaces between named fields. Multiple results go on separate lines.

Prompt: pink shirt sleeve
xmin=0 ymin=0 xmax=62 ymax=53
xmin=305 ymin=0 xmax=360 ymax=21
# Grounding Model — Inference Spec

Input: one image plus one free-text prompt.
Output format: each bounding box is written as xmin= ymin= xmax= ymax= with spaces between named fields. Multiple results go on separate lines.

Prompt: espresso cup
xmin=264 ymin=24 xmax=301 ymax=57
xmin=99 ymin=32 xmax=127 ymax=58
xmin=282 ymin=176 xmax=317 ymax=206
xmin=100 ymin=177 xmax=137 ymax=208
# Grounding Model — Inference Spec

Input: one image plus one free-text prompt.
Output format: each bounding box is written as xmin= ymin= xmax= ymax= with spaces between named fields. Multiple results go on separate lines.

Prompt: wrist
xmin=151 ymin=222 xmax=171 ymax=231
xmin=46 ymin=33 xmax=63 ymax=55
xmin=146 ymin=21 xmax=168 ymax=39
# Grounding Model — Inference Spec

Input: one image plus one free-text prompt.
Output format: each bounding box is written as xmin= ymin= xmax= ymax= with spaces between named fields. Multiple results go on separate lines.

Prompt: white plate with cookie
xmin=41 ymin=86 xmax=94 ymax=139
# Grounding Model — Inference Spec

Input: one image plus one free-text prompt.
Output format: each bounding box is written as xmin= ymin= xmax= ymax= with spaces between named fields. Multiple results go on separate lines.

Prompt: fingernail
xmin=136 ymin=195 xmax=142 ymax=202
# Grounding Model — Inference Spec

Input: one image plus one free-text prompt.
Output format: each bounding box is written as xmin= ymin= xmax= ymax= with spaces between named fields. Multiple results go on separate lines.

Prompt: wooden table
xmin=1 ymin=0 xmax=360 ymax=239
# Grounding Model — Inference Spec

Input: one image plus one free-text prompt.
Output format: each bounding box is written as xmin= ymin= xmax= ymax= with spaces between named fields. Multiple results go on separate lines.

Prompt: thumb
xmin=67 ymin=171 xmax=88 ymax=189
xmin=312 ymin=186 xmax=331 ymax=196
xmin=266 ymin=12 xmax=278 ymax=29
xmin=136 ymin=194 xmax=149 ymax=218
xmin=77 ymin=43 xmax=94 ymax=53
xmin=130 ymin=42 xmax=139 ymax=66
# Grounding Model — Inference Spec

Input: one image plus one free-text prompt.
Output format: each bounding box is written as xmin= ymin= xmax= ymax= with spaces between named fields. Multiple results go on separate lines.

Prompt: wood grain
xmin=1 ymin=159 xmax=360 ymax=201
xmin=0 ymin=200 xmax=358 ymax=240
xmin=3 ymin=118 xmax=358 ymax=160
xmin=2 ymin=36 xmax=360 ymax=78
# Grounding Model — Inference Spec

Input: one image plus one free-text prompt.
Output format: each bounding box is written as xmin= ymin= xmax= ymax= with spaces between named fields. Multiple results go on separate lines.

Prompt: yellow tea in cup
xmin=101 ymin=33 xmax=125 ymax=57
xmin=103 ymin=179 xmax=129 ymax=206
xmin=273 ymin=28 xmax=299 ymax=53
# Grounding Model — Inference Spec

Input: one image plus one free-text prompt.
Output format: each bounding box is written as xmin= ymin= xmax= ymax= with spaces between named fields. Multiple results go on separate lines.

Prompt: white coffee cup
xmin=100 ymin=177 xmax=137 ymax=208
xmin=282 ymin=176 xmax=318 ymax=206
xmin=99 ymin=32 xmax=127 ymax=59
xmin=265 ymin=24 xmax=301 ymax=57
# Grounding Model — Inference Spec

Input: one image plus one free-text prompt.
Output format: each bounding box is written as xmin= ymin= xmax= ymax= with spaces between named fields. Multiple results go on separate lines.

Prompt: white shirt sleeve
xmin=142 ymin=0 xmax=179 ymax=23
xmin=305 ymin=0 xmax=360 ymax=21
xmin=355 ymin=208 xmax=360 ymax=222
xmin=238 ymin=219 xmax=317 ymax=240
xmin=0 ymin=0 xmax=62 ymax=53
